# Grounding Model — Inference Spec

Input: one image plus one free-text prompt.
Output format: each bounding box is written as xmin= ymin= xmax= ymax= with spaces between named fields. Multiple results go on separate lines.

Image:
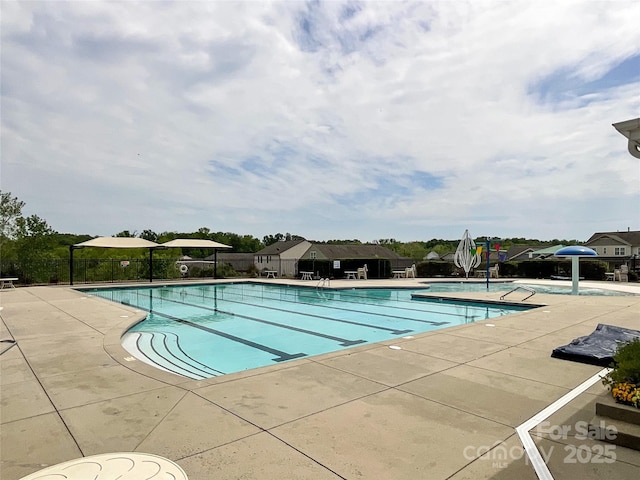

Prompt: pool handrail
xmin=500 ymin=285 xmax=536 ymax=301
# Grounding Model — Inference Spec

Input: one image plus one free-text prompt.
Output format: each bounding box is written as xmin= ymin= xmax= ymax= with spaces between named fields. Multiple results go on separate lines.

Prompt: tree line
xmin=0 ymin=190 xmax=582 ymax=270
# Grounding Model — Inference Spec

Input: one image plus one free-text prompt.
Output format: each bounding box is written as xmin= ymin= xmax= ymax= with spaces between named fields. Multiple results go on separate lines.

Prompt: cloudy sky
xmin=2 ymin=1 xmax=639 ymax=243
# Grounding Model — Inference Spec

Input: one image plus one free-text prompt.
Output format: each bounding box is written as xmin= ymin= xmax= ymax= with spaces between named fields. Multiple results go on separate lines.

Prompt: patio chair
xmin=405 ymin=264 xmax=417 ymax=278
xmin=357 ymin=264 xmax=368 ymax=279
xmin=615 ymin=265 xmax=629 ymax=282
xmin=489 ymin=264 xmax=499 ymax=278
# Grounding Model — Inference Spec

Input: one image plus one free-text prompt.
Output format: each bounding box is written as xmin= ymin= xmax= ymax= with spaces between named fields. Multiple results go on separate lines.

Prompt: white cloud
xmin=1 ymin=0 xmax=639 ymax=242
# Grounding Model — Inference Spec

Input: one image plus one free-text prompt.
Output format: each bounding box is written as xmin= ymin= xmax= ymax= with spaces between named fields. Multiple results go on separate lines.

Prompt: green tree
xmin=196 ymin=227 xmax=211 ymax=238
xmin=397 ymin=241 xmax=428 ymax=259
xmin=140 ymin=229 xmax=159 ymax=242
xmin=325 ymin=239 xmax=362 ymax=244
xmin=263 ymin=233 xmax=285 ymax=246
xmin=0 ymin=191 xmax=25 ymax=242
xmin=12 ymin=214 xmax=57 ymax=282
xmin=14 ymin=214 xmax=56 ymax=258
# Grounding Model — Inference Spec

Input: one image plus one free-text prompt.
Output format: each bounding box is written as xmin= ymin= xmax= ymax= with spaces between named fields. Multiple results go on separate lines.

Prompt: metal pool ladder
xmin=316 ymin=278 xmax=330 ymax=299
xmin=500 ymin=285 xmax=536 ymax=301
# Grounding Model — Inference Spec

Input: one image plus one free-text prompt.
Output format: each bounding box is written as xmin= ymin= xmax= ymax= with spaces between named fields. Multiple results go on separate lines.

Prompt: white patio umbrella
xmin=454 ymin=229 xmax=481 ymax=279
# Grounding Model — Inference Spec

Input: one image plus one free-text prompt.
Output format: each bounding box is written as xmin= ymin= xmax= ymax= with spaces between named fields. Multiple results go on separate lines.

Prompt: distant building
xmin=425 ymin=251 xmax=440 ymax=260
xmin=585 ymin=230 xmax=640 ymax=271
xmin=299 ymin=243 xmax=411 ymax=278
xmin=254 ymin=239 xmax=312 ymax=277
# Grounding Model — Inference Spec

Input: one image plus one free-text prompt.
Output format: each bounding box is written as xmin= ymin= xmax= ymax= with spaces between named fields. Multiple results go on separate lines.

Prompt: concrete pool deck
xmin=1 ymin=279 xmax=639 ymax=479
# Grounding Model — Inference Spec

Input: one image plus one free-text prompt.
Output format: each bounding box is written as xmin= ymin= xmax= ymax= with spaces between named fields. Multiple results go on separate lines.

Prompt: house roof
xmin=303 ymin=244 xmax=405 ymax=260
xmin=505 ymin=245 xmax=536 ymax=261
xmin=530 ymin=245 xmax=565 ymax=255
xmin=585 ymin=231 xmax=640 ymax=246
xmin=255 ymin=239 xmax=308 ymax=255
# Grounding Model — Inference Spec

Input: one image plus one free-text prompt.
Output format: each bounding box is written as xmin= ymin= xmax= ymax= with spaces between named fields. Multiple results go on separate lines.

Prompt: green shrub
xmin=602 ymin=339 xmax=640 ymax=409
xmin=216 ymin=263 xmax=238 ymax=278
xmin=605 ymin=339 xmax=640 ymax=385
xmin=417 ymin=261 xmax=454 ymax=277
xmin=246 ymin=264 xmax=259 ymax=277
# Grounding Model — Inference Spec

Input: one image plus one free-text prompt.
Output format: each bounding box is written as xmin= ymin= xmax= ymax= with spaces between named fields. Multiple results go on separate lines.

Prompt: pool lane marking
xmin=124 ymin=332 xmax=202 ymax=379
xmin=227 ymin=285 xmax=475 ymax=319
xmin=158 ymin=332 xmax=225 ymax=376
xmin=158 ymin=294 xmax=369 ymax=345
xmin=227 ymin=313 xmax=367 ymax=346
xmin=163 ymin=332 xmax=226 ymax=375
xmin=136 ymin=332 xmax=213 ymax=379
xmin=214 ymin=286 xmax=453 ymax=324
xmin=136 ymin=290 xmax=412 ymax=337
xmin=164 ymin=290 xmax=420 ymax=333
xmin=149 ymin=310 xmax=307 ymax=362
xmin=515 ymin=367 xmax=611 ymax=480
xmin=99 ymin=287 xmax=446 ymax=329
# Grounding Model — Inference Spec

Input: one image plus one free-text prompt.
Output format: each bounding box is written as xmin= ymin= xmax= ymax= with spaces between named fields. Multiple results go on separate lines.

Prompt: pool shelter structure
xmin=69 ymin=237 xmax=232 ymax=285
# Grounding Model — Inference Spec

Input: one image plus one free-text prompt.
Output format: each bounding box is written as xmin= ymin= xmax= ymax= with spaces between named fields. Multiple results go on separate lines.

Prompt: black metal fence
xmin=1 ymin=258 xmax=233 ymax=285
xmin=5 ymin=258 xmax=619 ymax=286
xmin=2 ymin=257 xmax=419 ymax=285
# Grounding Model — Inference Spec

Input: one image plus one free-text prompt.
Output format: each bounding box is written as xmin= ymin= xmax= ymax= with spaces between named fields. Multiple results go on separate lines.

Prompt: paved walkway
xmin=1 ymin=279 xmax=639 ymax=479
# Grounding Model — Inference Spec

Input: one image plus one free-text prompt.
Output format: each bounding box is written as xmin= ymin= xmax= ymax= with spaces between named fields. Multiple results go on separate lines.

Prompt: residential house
xmin=585 ymin=230 xmax=640 ymax=272
xmin=504 ymin=245 xmax=565 ymax=261
xmin=299 ymin=244 xmax=411 ymax=279
xmin=254 ymin=239 xmax=312 ymax=277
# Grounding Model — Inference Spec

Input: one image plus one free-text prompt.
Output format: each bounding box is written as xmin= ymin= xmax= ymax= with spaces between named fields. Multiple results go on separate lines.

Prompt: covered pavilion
xmin=69 ymin=238 xmax=232 ymax=285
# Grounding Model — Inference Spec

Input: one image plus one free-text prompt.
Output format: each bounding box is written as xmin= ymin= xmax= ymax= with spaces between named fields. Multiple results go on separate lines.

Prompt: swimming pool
xmin=87 ymin=283 xmax=532 ymax=379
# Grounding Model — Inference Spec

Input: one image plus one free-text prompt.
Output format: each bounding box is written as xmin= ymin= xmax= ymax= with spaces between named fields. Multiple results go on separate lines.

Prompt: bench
xmin=0 ymin=278 xmax=18 ymax=289
xmin=344 ymin=271 xmax=358 ymax=279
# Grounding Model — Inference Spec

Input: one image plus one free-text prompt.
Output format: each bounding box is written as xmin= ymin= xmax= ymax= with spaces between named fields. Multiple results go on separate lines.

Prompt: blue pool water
xmin=87 ymin=283 xmax=533 ymax=379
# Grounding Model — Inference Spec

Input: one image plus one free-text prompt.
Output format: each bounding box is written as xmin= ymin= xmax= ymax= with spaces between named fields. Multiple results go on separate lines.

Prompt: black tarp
xmin=551 ymin=324 xmax=640 ymax=366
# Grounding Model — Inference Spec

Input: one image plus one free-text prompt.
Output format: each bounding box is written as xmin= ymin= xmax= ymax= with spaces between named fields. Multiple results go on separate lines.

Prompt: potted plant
xmin=602 ymin=339 xmax=640 ymax=409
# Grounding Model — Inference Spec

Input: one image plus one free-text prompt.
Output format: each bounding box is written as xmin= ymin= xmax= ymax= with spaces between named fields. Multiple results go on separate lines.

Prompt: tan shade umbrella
xmin=74 ymin=237 xmax=160 ymax=248
xmin=71 ymin=237 xmax=160 ymax=285
xmin=160 ymin=239 xmax=231 ymax=249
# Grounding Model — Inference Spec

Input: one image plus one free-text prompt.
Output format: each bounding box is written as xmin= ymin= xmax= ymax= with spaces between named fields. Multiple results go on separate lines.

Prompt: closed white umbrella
xmin=453 ymin=229 xmax=481 ymax=279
